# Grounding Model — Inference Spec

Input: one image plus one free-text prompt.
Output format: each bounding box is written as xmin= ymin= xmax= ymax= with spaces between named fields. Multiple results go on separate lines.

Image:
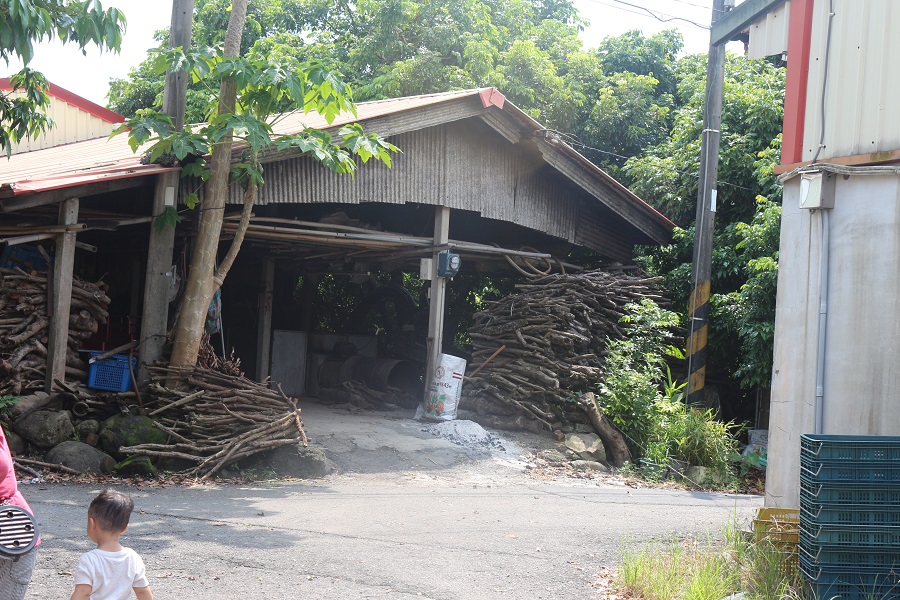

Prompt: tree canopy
xmin=0 ymin=0 xmax=126 ymax=155
xmin=107 ymin=3 xmax=787 ymax=401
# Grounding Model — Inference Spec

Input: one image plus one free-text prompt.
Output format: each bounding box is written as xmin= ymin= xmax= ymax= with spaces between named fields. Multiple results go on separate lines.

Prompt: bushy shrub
xmin=595 ymin=300 xmax=739 ymax=478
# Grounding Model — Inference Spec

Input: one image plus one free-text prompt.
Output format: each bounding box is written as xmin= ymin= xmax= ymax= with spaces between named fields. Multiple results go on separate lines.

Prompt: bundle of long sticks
xmin=121 ymin=365 xmax=307 ymax=479
xmin=463 ymin=269 xmax=668 ymax=432
xmin=0 ymin=267 xmax=110 ymax=395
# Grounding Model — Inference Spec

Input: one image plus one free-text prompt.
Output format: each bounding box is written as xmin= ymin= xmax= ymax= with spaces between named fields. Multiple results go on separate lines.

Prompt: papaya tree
xmin=113 ymin=0 xmax=397 ymax=369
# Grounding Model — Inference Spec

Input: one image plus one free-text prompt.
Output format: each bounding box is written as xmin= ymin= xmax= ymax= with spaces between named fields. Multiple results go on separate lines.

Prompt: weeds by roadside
xmin=613 ymin=518 xmax=806 ymax=600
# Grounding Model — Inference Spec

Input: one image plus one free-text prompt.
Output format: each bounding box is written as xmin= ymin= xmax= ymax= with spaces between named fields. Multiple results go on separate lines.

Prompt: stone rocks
xmin=99 ymin=414 xmax=167 ymax=459
xmin=5 ymin=430 xmax=25 ymax=456
xmin=45 ymin=441 xmax=115 ymax=474
xmin=685 ymin=465 xmax=730 ymax=487
xmin=250 ymin=445 xmax=333 ymax=479
xmin=564 ymin=432 xmax=606 ymax=463
xmin=537 ymin=448 xmax=567 ymax=463
xmin=571 ymin=459 xmax=609 ymax=472
xmin=75 ymin=419 xmax=100 ymax=439
xmin=8 ymin=392 xmax=55 ymax=420
xmin=13 ymin=410 xmax=75 ymax=449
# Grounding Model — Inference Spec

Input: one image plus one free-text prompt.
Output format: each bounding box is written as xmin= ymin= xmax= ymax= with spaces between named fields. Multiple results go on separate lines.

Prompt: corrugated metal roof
xmin=0 ymin=87 xmax=673 ymax=247
xmin=0 ymin=89 xmax=493 ymax=195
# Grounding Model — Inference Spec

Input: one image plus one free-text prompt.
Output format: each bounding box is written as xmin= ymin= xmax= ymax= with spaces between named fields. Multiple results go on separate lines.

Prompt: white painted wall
xmin=767 ymin=172 xmax=900 ymax=507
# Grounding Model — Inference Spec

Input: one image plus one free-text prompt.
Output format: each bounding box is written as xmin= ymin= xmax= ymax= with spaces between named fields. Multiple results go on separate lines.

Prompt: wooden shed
xmin=0 ymin=87 xmax=673 ymax=397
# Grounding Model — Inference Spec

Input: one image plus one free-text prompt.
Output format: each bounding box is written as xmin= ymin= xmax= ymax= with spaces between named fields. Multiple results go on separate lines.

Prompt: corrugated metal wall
xmin=802 ymin=0 xmax=900 ymax=161
xmin=748 ymin=0 xmax=790 ymax=60
xmin=10 ymin=95 xmax=118 ymax=154
xmin=224 ymin=119 xmax=586 ymax=247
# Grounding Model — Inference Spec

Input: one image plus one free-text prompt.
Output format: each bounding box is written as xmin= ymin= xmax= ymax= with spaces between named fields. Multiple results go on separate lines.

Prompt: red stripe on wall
xmin=782 ymin=0 xmax=815 ymax=165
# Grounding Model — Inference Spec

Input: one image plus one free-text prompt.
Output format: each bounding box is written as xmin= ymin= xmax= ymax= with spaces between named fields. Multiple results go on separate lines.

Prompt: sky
xmin=2 ymin=0 xmax=731 ymax=108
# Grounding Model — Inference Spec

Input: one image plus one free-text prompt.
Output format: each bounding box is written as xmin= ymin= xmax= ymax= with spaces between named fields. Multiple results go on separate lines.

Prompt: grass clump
xmin=616 ymin=521 xmax=805 ymax=600
xmin=618 ymin=538 xmax=739 ymax=600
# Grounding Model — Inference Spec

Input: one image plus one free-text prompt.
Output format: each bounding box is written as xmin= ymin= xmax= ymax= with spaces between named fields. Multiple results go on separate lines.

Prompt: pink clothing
xmin=0 ymin=425 xmax=36 ymax=526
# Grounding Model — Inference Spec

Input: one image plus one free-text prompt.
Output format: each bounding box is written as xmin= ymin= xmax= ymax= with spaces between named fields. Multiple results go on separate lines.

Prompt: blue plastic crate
xmin=800 ymin=458 xmax=900 ymax=483
xmin=801 ymin=523 xmax=900 ymax=548
xmin=800 ymin=544 xmax=900 ymax=569
xmin=801 ymin=434 xmax=900 ymax=462
xmin=799 ymin=558 xmax=900 ymax=600
xmin=86 ymin=352 xmax=136 ymax=392
xmin=801 ymin=479 xmax=900 ymax=506
xmin=801 ymin=504 xmax=900 ymax=527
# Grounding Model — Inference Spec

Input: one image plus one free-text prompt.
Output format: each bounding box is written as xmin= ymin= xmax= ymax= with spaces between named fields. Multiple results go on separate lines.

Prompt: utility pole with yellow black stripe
xmin=687 ymin=0 xmax=728 ymax=405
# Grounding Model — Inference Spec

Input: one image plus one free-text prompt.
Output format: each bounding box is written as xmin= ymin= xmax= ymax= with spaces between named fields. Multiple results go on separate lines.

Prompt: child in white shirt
xmin=70 ymin=490 xmax=153 ymax=600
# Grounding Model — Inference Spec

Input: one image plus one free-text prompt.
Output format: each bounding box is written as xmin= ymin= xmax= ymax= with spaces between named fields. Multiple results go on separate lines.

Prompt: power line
xmin=538 ymin=129 xmax=757 ymax=191
xmin=581 ymin=0 xmax=711 ymax=29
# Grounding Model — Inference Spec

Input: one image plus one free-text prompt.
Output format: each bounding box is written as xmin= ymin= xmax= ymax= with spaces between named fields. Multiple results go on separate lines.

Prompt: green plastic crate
xmin=801 ymin=434 xmax=900 ymax=462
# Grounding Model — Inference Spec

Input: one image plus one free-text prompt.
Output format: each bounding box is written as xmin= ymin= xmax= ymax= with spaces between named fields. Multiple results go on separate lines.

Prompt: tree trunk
xmin=169 ymin=0 xmax=249 ymax=371
xmin=582 ymin=391 xmax=633 ymax=468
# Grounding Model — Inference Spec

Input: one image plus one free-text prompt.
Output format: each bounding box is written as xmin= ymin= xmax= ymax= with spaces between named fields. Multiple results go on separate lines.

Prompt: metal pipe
xmin=814 ymin=209 xmax=830 ymax=434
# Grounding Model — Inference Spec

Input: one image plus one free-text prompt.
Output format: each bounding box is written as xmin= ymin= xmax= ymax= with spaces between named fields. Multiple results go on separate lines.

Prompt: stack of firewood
xmin=0 ymin=267 xmax=110 ymax=395
xmin=121 ymin=364 xmax=307 ymax=479
xmin=463 ymin=269 xmax=668 ymax=430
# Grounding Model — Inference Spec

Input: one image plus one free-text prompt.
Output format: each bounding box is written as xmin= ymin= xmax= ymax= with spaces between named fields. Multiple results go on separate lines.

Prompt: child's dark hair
xmin=88 ymin=490 xmax=134 ymax=532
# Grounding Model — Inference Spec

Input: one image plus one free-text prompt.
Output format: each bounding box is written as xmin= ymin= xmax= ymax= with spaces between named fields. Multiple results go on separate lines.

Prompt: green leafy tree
xmin=0 ymin=0 xmax=126 ymax=155
xmin=113 ymin=1 xmax=398 ymax=369
xmin=107 ymin=0 xmax=588 ymax=129
xmin=633 ymin=55 xmax=785 ymax=391
xmin=566 ymin=30 xmax=682 ymax=175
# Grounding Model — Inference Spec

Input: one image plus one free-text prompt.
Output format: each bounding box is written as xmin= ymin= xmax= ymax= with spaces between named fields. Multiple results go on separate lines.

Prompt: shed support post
xmin=139 ymin=172 xmax=179 ymax=383
xmin=424 ymin=206 xmax=451 ymax=394
xmin=45 ymin=197 xmax=79 ymax=392
xmin=256 ymin=257 xmax=275 ymax=382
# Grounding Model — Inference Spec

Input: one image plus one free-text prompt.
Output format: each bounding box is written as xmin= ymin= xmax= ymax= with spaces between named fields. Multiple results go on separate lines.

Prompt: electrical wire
xmin=536 ymin=129 xmax=755 ymax=191
xmin=581 ymin=0 xmax=711 ymax=30
xmin=810 ymin=0 xmax=835 ymax=164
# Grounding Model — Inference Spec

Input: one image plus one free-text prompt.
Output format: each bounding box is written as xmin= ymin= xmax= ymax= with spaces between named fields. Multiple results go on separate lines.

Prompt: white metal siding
xmin=748 ymin=0 xmax=791 ymax=60
xmin=9 ymin=95 xmax=118 ymax=154
xmin=802 ymin=0 xmax=900 ymax=161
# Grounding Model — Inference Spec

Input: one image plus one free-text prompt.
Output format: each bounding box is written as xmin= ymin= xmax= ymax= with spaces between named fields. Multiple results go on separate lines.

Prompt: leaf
xmin=154 ymin=206 xmax=181 ymax=231
xmin=183 ymin=192 xmax=201 ymax=210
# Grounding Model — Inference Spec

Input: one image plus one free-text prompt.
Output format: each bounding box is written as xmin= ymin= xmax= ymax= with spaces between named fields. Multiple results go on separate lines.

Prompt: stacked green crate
xmin=799 ymin=434 xmax=900 ymax=600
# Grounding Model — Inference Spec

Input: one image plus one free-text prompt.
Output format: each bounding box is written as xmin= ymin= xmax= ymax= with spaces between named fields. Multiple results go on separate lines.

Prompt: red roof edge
xmin=479 ymin=87 xmax=506 ymax=109
xmin=0 ymin=77 xmax=124 ymax=124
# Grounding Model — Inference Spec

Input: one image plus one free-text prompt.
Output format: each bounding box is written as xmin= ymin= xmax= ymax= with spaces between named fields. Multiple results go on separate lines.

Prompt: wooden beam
xmin=139 ymin=171 xmax=179 ymax=381
xmin=424 ymin=206 xmax=450 ymax=398
xmin=710 ymin=0 xmax=787 ymax=46
xmin=0 ymin=176 xmax=154 ymax=213
xmin=256 ymin=257 xmax=275 ymax=382
xmin=45 ymin=197 xmax=79 ymax=392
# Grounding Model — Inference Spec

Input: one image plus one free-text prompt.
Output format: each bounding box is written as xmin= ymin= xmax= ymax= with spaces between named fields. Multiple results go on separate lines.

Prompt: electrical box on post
xmin=436 ymin=252 xmax=460 ymax=277
xmin=799 ymin=171 xmax=835 ymax=210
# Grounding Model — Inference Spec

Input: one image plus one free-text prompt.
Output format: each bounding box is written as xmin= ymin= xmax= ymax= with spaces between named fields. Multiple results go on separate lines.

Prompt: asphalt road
xmin=19 ymin=404 xmax=762 ymax=598
xmin=22 ymin=472 xmax=761 ymax=599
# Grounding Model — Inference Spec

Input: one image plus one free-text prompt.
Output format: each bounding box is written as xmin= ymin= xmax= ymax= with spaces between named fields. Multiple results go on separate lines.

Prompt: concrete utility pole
xmin=424 ymin=206 xmax=451 ymax=392
xmin=686 ymin=0 xmax=728 ymax=405
xmin=139 ymin=0 xmax=194 ymax=381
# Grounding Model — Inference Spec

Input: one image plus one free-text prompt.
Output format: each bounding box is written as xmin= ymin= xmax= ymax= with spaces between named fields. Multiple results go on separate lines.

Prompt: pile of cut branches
xmin=462 ymin=269 xmax=669 ymax=465
xmin=0 ymin=267 xmax=110 ymax=395
xmin=121 ymin=365 xmax=307 ymax=479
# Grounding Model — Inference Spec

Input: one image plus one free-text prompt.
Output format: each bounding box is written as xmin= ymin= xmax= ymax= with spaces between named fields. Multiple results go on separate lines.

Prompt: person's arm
xmin=70 ymin=584 xmax=92 ymax=600
xmin=134 ymin=585 xmax=154 ymax=600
